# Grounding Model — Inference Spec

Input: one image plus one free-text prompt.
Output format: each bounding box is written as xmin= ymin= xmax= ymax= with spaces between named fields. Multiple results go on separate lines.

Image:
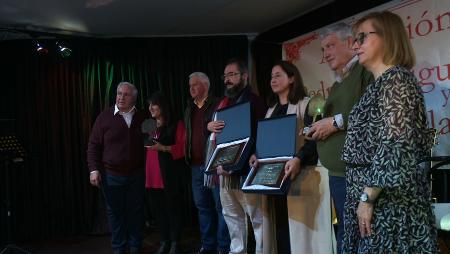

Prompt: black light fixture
xmin=1 ymin=28 xmax=74 ymax=58
xmin=56 ymin=42 xmax=72 ymax=58
xmin=35 ymin=41 xmax=48 ymax=55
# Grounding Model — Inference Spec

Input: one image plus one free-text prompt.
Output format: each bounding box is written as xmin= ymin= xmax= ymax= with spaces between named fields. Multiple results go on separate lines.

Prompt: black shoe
xmin=154 ymin=241 xmax=170 ymax=254
xmin=197 ymin=247 xmax=216 ymax=254
xmin=168 ymin=242 xmax=180 ymax=254
xmin=130 ymin=246 xmax=141 ymax=254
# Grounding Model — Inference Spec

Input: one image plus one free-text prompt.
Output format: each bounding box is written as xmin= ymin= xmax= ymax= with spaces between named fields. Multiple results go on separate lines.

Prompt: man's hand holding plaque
xmin=207 ymin=120 xmax=225 ymax=133
xmin=216 ymin=165 xmax=231 ymax=176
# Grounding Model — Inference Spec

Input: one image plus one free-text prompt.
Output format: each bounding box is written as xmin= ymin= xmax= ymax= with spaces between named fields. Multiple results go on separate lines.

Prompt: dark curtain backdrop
xmin=251 ymin=40 xmax=282 ymax=103
xmin=0 ymin=35 xmax=248 ymax=242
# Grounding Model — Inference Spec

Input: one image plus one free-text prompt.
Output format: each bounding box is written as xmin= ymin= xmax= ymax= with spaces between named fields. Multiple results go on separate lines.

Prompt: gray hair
xmin=318 ymin=22 xmax=353 ymax=41
xmin=188 ymin=72 xmax=210 ymax=88
xmin=117 ymin=81 xmax=138 ymax=99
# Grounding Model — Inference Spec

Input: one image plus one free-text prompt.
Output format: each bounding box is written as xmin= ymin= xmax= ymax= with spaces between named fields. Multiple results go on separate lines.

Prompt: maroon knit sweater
xmin=87 ymin=107 xmax=146 ymax=176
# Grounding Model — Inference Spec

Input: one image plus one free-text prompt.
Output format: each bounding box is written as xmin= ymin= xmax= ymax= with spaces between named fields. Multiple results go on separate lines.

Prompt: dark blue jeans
xmin=329 ymin=175 xmax=346 ymax=254
xmin=191 ymin=165 xmax=230 ymax=252
xmin=102 ymin=170 xmax=145 ymax=253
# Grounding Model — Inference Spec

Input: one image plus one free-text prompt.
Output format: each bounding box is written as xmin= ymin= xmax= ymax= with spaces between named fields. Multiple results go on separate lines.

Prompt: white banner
xmin=282 ymin=0 xmax=450 ymax=158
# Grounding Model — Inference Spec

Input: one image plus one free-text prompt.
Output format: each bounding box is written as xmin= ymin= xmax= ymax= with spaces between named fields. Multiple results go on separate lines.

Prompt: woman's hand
xmin=357 ymin=201 xmax=374 ymax=237
xmin=249 ymin=154 xmax=258 ymax=168
xmin=148 ymin=142 xmax=168 ymax=152
xmin=207 ymin=120 xmax=225 ymax=133
xmin=283 ymin=157 xmax=301 ymax=181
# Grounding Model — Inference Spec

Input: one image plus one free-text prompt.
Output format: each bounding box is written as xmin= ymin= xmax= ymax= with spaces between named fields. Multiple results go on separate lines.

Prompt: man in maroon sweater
xmin=87 ymin=82 xmax=146 ymax=254
xmin=184 ymin=72 xmax=230 ymax=254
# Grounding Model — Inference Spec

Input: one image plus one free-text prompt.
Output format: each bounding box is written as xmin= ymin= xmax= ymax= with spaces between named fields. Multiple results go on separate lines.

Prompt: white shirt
xmin=114 ymin=104 xmax=136 ymax=128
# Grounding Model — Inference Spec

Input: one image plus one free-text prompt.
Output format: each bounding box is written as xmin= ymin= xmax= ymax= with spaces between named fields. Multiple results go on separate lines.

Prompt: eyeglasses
xmin=221 ymin=72 xmax=240 ymax=80
xmin=353 ymin=31 xmax=377 ymax=45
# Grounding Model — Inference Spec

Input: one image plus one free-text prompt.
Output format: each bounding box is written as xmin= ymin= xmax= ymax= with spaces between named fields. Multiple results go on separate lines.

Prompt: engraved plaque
xmin=250 ymin=162 xmax=286 ymax=186
xmin=210 ymin=142 xmax=245 ymax=169
xmin=242 ymin=114 xmax=297 ymax=194
xmin=204 ymin=137 xmax=250 ymax=173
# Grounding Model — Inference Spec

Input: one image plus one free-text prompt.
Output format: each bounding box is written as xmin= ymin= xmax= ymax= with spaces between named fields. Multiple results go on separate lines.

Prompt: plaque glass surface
xmin=204 ymin=102 xmax=252 ymax=174
xmin=204 ymin=137 xmax=250 ymax=173
xmin=250 ymin=162 xmax=286 ymax=186
xmin=210 ymin=143 xmax=244 ymax=168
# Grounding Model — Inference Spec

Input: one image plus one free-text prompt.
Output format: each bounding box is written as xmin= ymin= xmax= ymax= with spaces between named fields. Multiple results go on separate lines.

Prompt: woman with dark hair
xmin=266 ymin=61 xmax=307 ymax=109
xmin=342 ymin=11 xmax=438 ymax=252
xmin=249 ymin=61 xmax=334 ymax=253
xmin=145 ymin=91 xmax=186 ymax=254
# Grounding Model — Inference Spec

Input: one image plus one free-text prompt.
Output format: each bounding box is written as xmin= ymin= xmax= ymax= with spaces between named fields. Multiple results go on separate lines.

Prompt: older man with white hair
xmin=184 ymin=72 xmax=230 ymax=254
xmin=87 ymin=81 xmax=147 ymax=254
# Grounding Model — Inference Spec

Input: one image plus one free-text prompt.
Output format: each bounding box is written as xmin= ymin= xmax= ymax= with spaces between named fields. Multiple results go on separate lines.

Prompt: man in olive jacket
xmin=306 ymin=22 xmax=373 ymax=254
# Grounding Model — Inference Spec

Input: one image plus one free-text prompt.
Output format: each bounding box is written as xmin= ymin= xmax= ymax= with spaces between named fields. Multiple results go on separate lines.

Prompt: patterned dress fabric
xmin=341 ymin=66 xmax=438 ymax=253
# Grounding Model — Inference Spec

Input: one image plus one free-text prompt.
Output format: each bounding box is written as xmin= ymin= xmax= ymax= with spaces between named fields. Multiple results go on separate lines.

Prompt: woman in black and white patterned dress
xmin=341 ymin=11 xmax=438 ymax=253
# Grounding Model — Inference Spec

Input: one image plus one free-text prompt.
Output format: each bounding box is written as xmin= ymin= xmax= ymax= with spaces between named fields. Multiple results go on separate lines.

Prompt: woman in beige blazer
xmin=249 ymin=61 xmax=335 ymax=254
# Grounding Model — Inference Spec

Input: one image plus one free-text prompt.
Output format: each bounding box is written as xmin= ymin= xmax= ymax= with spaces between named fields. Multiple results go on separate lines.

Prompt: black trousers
xmin=148 ymin=188 xmax=182 ymax=243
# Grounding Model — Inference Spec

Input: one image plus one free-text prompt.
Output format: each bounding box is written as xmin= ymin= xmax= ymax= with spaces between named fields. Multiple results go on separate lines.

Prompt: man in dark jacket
xmin=184 ymin=72 xmax=230 ymax=254
xmin=87 ymin=82 xmax=146 ymax=254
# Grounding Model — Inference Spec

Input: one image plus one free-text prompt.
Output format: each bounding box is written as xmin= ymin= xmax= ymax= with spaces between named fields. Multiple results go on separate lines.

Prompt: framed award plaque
xmin=242 ymin=157 xmax=291 ymax=194
xmin=204 ymin=137 xmax=249 ymax=173
xmin=242 ymin=114 xmax=297 ymax=194
xmin=204 ymin=102 xmax=252 ymax=174
xmin=250 ymin=161 xmax=286 ymax=186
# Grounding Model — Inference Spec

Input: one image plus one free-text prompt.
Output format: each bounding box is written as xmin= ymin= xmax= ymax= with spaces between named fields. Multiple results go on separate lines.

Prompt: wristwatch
xmin=332 ymin=117 xmax=339 ymax=129
xmin=360 ymin=192 xmax=375 ymax=204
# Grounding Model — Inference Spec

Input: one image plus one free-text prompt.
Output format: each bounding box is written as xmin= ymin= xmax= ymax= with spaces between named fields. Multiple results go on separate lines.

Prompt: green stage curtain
xmin=0 ymin=36 xmax=247 ymax=241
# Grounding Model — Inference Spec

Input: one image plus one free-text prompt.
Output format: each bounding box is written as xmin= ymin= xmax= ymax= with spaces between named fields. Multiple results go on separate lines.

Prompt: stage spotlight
xmin=56 ymin=42 xmax=72 ymax=58
xmin=35 ymin=42 xmax=48 ymax=55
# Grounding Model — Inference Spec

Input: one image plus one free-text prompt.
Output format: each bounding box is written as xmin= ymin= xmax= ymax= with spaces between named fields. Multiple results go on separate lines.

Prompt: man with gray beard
xmin=207 ymin=59 xmax=266 ymax=254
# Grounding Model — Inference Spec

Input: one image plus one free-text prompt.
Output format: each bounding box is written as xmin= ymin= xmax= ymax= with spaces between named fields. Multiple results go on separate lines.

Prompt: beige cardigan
xmin=262 ymin=97 xmax=335 ymax=254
